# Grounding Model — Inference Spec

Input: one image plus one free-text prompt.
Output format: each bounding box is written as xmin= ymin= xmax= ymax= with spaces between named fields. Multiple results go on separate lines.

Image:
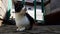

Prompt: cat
xmin=14 ymin=1 xmax=35 ymax=31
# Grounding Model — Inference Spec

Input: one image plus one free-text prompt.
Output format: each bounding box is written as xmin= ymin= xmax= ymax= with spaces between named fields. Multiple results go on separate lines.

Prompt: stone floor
xmin=0 ymin=24 xmax=60 ymax=34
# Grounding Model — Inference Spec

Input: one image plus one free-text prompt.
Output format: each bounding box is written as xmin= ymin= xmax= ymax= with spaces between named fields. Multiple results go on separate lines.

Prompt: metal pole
xmin=34 ymin=0 xmax=36 ymax=20
xmin=41 ymin=0 xmax=44 ymax=13
xmin=41 ymin=0 xmax=45 ymax=22
xmin=22 ymin=0 xmax=25 ymax=5
xmin=7 ymin=0 xmax=12 ymax=19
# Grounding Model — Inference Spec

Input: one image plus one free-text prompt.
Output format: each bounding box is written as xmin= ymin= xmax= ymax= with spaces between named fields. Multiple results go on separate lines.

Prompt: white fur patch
xmin=17 ymin=27 xmax=25 ymax=31
xmin=15 ymin=15 xmax=30 ymax=31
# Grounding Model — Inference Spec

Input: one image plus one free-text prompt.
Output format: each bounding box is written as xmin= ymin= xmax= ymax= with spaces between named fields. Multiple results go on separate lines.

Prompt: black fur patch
xmin=26 ymin=13 xmax=35 ymax=30
xmin=14 ymin=1 xmax=23 ymax=13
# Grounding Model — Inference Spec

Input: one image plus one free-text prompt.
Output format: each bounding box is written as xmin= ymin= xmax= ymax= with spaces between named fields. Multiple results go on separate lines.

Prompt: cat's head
xmin=14 ymin=1 xmax=27 ymax=15
xmin=14 ymin=1 xmax=24 ymax=13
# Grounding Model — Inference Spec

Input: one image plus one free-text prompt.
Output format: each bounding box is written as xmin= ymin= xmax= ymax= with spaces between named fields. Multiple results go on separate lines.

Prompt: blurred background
xmin=0 ymin=0 xmax=60 ymax=34
xmin=0 ymin=0 xmax=60 ymax=25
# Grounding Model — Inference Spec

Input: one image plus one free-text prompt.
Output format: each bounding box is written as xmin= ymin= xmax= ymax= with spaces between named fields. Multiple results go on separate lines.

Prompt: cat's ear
xmin=25 ymin=8 xmax=27 ymax=11
xmin=22 ymin=6 xmax=27 ymax=11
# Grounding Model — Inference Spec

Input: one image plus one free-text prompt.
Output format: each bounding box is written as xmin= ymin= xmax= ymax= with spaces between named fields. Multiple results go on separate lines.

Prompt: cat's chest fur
xmin=15 ymin=13 xmax=30 ymax=26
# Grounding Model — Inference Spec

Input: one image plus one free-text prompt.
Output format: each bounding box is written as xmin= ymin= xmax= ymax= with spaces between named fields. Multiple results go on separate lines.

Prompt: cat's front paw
xmin=16 ymin=27 xmax=25 ymax=32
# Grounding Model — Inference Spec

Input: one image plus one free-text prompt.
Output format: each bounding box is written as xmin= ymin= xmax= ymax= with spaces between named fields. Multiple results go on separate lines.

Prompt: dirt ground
xmin=0 ymin=24 xmax=60 ymax=34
